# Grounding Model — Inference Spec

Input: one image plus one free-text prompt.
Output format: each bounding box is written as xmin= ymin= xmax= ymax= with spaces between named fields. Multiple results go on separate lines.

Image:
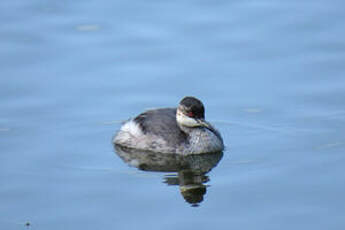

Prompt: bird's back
xmin=134 ymin=108 xmax=187 ymax=147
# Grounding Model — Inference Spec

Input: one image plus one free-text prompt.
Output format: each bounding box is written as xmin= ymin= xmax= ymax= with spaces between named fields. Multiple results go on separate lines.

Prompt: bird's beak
xmin=196 ymin=118 xmax=212 ymax=129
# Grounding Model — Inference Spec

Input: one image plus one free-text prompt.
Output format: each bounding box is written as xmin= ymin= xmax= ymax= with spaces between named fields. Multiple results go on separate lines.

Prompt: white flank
xmin=120 ymin=120 xmax=143 ymax=136
xmin=114 ymin=120 xmax=143 ymax=144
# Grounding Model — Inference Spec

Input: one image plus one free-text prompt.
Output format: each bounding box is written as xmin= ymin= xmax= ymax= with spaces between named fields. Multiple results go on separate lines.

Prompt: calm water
xmin=1 ymin=0 xmax=345 ymax=229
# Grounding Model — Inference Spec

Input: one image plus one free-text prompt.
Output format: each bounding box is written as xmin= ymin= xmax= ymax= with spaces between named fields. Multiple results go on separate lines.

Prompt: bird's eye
xmin=187 ymin=112 xmax=194 ymax=117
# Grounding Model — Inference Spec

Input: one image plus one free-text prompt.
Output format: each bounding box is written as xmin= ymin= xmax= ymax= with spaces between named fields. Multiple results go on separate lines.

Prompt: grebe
xmin=113 ymin=96 xmax=224 ymax=154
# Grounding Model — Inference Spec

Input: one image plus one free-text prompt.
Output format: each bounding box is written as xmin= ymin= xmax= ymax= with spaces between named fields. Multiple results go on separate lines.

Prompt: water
xmin=1 ymin=0 xmax=345 ymax=229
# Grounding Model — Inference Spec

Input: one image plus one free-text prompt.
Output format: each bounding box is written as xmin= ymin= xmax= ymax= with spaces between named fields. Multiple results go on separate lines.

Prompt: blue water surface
xmin=1 ymin=0 xmax=345 ymax=229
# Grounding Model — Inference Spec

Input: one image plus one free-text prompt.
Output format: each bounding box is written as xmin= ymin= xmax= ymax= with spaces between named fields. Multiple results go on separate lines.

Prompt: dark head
xmin=177 ymin=96 xmax=211 ymax=128
xmin=178 ymin=96 xmax=205 ymax=119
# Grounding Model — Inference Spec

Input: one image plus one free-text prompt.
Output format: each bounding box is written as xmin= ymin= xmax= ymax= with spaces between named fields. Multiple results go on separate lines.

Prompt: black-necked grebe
xmin=113 ymin=96 xmax=224 ymax=154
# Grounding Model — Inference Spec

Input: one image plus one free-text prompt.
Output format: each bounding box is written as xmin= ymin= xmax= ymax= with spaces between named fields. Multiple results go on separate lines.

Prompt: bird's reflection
xmin=114 ymin=144 xmax=223 ymax=207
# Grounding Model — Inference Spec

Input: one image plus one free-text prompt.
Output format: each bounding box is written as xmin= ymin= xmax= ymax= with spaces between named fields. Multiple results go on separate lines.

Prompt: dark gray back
xmin=134 ymin=108 xmax=187 ymax=146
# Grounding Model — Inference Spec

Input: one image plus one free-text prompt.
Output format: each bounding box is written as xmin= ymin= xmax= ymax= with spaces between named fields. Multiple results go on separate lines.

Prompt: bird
xmin=113 ymin=96 xmax=224 ymax=154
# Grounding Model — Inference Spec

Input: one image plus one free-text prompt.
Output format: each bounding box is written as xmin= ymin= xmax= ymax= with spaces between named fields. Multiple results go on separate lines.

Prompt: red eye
xmin=187 ymin=112 xmax=194 ymax=117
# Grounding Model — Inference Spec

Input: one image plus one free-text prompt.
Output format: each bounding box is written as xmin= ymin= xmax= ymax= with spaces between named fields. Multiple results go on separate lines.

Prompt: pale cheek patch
xmin=176 ymin=112 xmax=199 ymax=127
